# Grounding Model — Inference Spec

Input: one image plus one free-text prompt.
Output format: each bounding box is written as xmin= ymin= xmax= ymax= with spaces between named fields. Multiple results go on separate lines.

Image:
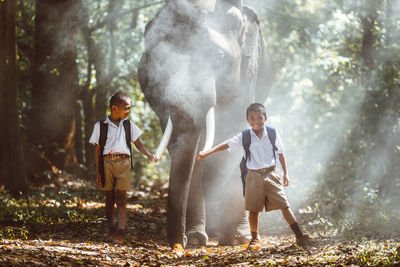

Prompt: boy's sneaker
xmin=247 ymin=238 xmax=261 ymax=250
xmin=105 ymin=226 xmax=117 ymax=242
xmin=296 ymin=235 xmax=314 ymax=246
xmin=113 ymin=229 xmax=125 ymax=245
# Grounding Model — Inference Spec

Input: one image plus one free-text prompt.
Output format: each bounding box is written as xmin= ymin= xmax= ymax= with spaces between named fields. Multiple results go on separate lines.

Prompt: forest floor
xmin=1 ymin=173 xmax=400 ymax=266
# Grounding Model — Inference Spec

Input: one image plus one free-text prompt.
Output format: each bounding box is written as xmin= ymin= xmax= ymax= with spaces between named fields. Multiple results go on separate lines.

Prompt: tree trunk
xmin=77 ymin=0 xmax=121 ymax=169
xmin=93 ymin=0 xmax=122 ymax=121
xmin=0 ymin=0 xmax=29 ymax=195
xmin=312 ymin=0 xmax=380 ymax=208
xmin=82 ymin=88 xmax=95 ymax=171
xmin=75 ymin=100 xmax=84 ymax=165
xmin=29 ymin=0 xmax=80 ymax=173
xmin=313 ymin=1 xmax=400 ymax=212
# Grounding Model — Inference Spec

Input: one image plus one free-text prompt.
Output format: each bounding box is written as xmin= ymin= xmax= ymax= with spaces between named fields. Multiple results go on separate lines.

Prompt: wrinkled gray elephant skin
xmin=138 ymin=0 xmax=274 ymax=248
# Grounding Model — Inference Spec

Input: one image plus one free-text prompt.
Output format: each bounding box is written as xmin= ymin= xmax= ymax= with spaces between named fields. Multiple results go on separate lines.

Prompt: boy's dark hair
xmin=246 ymin=103 xmax=266 ymax=117
xmin=110 ymin=92 xmax=130 ymax=109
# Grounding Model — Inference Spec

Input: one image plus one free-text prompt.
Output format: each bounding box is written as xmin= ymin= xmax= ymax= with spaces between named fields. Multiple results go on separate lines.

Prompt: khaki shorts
xmin=245 ymin=169 xmax=290 ymax=212
xmin=102 ymin=158 xmax=131 ymax=191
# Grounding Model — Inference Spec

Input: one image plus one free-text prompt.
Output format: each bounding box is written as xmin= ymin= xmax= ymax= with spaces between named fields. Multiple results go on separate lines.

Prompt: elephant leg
xmin=218 ymin=173 xmax=250 ymax=245
xmin=186 ymin=159 xmax=208 ymax=247
xmin=204 ymin=151 xmax=250 ymax=245
xmin=167 ymin=131 xmax=201 ymax=248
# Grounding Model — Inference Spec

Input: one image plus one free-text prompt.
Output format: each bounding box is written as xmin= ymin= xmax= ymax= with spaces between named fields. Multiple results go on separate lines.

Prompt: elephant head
xmin=138 ymin=0 xmax=274 ymax=248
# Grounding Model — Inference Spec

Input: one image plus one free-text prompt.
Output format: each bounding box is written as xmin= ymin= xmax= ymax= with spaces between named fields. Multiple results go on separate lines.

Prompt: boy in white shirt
xmin=89 ymin=92 xmax=158 ymax=244
xmin=197 ymin=103 xmax=312 ymax=249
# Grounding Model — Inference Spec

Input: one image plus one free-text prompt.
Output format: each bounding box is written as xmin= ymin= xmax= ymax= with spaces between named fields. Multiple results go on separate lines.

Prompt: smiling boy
xmin=197 ymin=103 xmax=313 ymax=249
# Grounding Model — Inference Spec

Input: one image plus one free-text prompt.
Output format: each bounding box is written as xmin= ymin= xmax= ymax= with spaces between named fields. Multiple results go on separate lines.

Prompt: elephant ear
xmin=138 ymin=52 xmax=148 ymax=94
xmin=241 ymin=6 xmax=275 ymax=102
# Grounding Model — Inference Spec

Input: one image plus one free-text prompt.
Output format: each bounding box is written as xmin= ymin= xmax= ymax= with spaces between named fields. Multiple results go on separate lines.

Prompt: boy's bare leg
xmin=105 ymin=190 xmax=116 ymax=241
xmin=281 ymin=207 xmax=313 ymax=245
xmin=115 ymin=190 xmax=127 ymax=230
xmin=112 ymin=190 xmax=127 ymax=244
xmin=248 ymin=211 xmax=261 ymax=249
xmin=249 ymin=212 xmax=259 ymax=240
xmin=105 ymin=190 xmax=115 ymax=229
xmin=281 ymin=207 xmax=296 ymax=225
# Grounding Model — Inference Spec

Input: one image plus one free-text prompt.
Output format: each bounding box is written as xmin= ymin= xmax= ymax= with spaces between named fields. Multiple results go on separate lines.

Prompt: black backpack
xmin=239 ymin=126 xmax=277 ymax=196
xmin=98 ymin=119 xmax=133 ymax=187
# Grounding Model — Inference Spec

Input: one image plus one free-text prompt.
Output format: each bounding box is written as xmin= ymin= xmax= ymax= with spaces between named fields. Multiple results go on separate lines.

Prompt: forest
xmin=0 ymin=0 xmax=399 ymax=265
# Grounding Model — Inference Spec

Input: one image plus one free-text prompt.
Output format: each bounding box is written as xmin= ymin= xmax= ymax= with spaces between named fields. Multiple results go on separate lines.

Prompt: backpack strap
xmin=266 ymin=126 xmax=277 ymax=165
xmin=99 ymin=120 xmax=108 ymax=149
xmin=98 ymin=120 xmax=108 ymax=187
xmin=242 ymin=129 xmax=251 ymax=161
xmin=123 ymin=120 xmax=133 ymax=170
xmin=239 ymin=129 xmax=251 ymax=196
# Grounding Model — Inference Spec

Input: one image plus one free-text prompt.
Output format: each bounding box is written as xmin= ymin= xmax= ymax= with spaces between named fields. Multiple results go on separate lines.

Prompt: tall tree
xmin=313 ymin=0 xmax=400 ymax=215
xmin=77 ymin=0 xmax=162 ymax=169
xmin=77 ymin=0 xmax=119 ymax=169
xmin=29 ymin=0 xmax=81 ymax=173
xmin=0 ymin=0 xmax=29 ymax=195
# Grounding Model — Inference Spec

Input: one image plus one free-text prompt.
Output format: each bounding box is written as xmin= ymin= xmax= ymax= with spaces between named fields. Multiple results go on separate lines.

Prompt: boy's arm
xmin=278 ymin=152 xmax=290 ymax=186
xmin=94 ymin=144 xmax=102 ymax=187
xmin=133 ymin=138 xmax=158 ymax=162
xmin=196 ymin=142 xmax=229 ymax=161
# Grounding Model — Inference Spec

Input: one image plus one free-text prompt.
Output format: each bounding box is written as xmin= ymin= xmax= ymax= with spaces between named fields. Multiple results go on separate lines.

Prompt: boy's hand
xmin=196 ymin=151 xmax=207 ymax=161
xmin=283 ymin=174 xmax=290 ymax=187
xmin=196 ymin=142 xmax=228 ymax=161
xmin=95 ymin=172 xmax=102 ymax=188
xmin=148 ymin=154 xmax=159 ymax=162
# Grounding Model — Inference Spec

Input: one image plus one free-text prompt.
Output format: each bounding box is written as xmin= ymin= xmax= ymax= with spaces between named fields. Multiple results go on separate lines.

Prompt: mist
xmin=4 ymin=0 xmax=399 ymax=260
xmin=139 ymin=0 xmax=400 ymax=241
xmin=238 ymin=0 xmax=400 ymax=237
xmin=43 ymin=0 xmax=400 ymax=240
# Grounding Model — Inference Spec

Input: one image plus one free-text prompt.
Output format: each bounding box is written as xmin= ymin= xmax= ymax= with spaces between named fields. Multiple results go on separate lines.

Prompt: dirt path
xmin=0 ymin=175 xmax=399 ymax=266
xmin=1 ymin=200 xmax=399 ymax=266
xmin=1 ymin=233 xmax=399 ymax=266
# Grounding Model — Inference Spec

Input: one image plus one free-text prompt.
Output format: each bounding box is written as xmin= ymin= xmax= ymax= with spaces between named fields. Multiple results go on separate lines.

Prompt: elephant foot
xmin=169 ymin=235 xmax=187 ymax=249
xmin=218 ymin=233 xmax=251 ymax=246
xmin=186 ymin=231 xmax=208 ymax=247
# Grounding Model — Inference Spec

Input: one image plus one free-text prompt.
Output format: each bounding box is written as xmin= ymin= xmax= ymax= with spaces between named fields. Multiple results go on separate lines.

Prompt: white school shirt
xmin=89 ymin=116 xmax=143 ymax=155
xmin=226 ymin=126 xmax=285 ymax=169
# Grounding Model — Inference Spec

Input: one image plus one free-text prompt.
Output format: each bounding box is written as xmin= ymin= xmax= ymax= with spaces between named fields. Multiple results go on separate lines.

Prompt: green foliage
xmin=1 ymin=227 xmax=29 ymax=240
xmin=14 ymin=0 xmax=169 ymax=185
xmin=75 ymin=0 xmax=169 ymax=184
xmin=253 ymin=0 xmax=400 ymax=238
xmin=0 ymin=191 xmax=102 ymax=240
xmin=15 ymin=0 xmax=35 ymax=130
xmin=12 ymin=0 xmax=400 ymax=239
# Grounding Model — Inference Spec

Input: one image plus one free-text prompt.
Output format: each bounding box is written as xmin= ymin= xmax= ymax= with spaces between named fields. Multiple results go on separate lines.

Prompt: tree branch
xmin=89 ymin=1 xmax=164 ymax=32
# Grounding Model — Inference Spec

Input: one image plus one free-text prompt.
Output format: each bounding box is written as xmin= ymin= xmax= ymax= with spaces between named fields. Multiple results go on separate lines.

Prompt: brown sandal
xmin=105 ymin=226 xmax=117 ymax=242
xmin=247 ymin=238 xmax=261 ymax=250
xmin=296 ymin=235 xmax=315 ymax=246
xmin=113 ymin=229 xmax=125 ymax=245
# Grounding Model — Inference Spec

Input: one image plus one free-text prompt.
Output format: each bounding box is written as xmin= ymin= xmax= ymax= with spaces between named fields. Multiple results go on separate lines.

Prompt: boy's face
xmin=112 ymin=100 xmax=131 ymax=120
xmin=246 ymin=110 xmax=267 ymax=132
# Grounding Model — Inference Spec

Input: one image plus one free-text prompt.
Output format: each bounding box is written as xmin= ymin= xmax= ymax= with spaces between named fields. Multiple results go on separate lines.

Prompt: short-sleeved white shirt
xmin=89 ymin=116 xmax=143 ymax=155
xmin=226 ymin=126 xmax=284 ymax=169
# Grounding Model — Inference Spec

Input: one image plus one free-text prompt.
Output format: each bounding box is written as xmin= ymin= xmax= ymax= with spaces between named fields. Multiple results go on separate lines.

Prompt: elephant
xmin=138 ymin=0 xmax=274 ymax=248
